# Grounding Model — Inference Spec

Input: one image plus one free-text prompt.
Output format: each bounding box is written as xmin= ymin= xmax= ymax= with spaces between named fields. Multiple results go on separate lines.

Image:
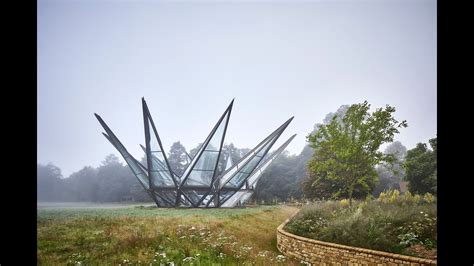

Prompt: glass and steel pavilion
xmin=95 ymin=98 xmax=295 ymax=208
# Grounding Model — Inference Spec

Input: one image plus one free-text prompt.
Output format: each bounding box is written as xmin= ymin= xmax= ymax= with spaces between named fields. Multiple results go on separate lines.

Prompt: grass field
xmin=37 ymin=204 xmax=299 ymax=265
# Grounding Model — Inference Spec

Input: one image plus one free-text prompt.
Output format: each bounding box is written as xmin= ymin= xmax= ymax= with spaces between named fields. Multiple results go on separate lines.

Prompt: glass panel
xmin=162 ymin=191 xmax=177 ymax=203
xmin=153 ymin=192 xmax=174 ymax=207
xmin=124 ymin=157 xmax=150 ymax=189
xmin=218 ymin=191 xmax=235 ymax=205
xmin=151 ymin=152 xmax=168 ymax=171
xmin=185 ymin=171 xmax=214 ymax=186
xmin=136 ymin=173 xmax=150 ymax=189
xmin=193 ymin=151 xmax=219 ymax=171
xmin=144 ymin=109 xmax=175 ymax=187
xmin=180 ymin=195 xmax=192 ymax=207
xmin=255 ymin=147 xmax=267 ymax=158
xmin=150 ymin=171 xmax=174 ymax=186
xmin=207 ymin=114 xmax=228 ymax=151
xmin=239 ymin=159 xmax=260 ymax=174
xmin=225 ymin=172 xmax=248 ymax=188
xmin=198 ymin=195 xmax=213 ymax=207
xmin=184 ymin=150 xmax=219 ymax=186
xmin=240 ymin=192 xmax=253 ymax=205
xmin=183 ymin=190 xmax=208 ymax=206
xmin=148 ymin=120 xmax=161 ymax=152
xmin=247 ymin=169 xmax=263 ymax=188
xmin=221 ymin=191 xmax=245 ymax=207
xmin=223 ymin=135 xmax=276 ymax=188
xmin=225 ymin=155 xmax=233 ymax=171
xmin=181 ymin=110 xmax=229 ymax=187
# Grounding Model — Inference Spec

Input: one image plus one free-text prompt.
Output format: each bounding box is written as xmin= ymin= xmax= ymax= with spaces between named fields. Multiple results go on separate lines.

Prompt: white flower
xmin=183 ymin=257 xmax=195 ymax=262
xmin=276 ymin=255 xmax=286 ymax=262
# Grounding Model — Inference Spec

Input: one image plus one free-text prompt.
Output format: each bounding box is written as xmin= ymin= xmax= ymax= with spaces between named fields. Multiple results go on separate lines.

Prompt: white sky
xmin=38 ymin=0 xmax=436 ymax=177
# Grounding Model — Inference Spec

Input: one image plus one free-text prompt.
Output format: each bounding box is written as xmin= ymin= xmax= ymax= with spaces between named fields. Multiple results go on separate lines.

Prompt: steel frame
xmin=95 ymin=98 xmax=294 ymax=208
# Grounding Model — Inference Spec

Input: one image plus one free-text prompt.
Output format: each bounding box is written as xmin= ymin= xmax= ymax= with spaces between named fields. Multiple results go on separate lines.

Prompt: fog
xmin=38 ymin=0 xmax=436 ymax=179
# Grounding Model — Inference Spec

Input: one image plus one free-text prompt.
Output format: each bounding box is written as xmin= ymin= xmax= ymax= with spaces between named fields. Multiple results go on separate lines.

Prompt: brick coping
xmin=277 ymin=210 xmax=437 ymax=264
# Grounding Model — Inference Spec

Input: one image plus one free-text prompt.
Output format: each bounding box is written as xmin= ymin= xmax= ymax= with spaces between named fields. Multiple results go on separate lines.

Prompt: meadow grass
xmin=37 ymin=205 xmax=299 ymax=265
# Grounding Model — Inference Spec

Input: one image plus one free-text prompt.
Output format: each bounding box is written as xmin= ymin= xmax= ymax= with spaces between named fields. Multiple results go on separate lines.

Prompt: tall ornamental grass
xmin=285 ymin=190 xmax=436 ymax=258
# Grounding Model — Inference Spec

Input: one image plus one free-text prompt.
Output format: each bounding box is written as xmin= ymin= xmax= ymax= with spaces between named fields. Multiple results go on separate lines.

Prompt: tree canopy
xmin=304 ymin=101 xmax=407 ymax=205
xmin=403 ymin=137 xmax=437 ymax=195
xmin=168 ymin=141 xmax=189 ymax=177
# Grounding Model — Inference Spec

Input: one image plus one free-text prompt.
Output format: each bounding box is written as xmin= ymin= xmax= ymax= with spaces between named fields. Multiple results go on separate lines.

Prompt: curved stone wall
xmin=277 ymin=212 xmax=437 ymax=265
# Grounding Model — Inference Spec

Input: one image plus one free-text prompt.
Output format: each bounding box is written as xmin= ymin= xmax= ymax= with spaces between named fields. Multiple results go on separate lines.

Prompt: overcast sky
xmin=38 ymin=0 xmax=436 ymax=177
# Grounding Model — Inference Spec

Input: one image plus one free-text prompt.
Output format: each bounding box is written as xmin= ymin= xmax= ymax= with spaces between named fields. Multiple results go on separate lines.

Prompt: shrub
xmin=340 ymin=199 xmax=349 ymax=208
xmin=413 ymin=194 xmax=421 ymax=204
xmin=423 ymin=193 xmax=436 ymax=204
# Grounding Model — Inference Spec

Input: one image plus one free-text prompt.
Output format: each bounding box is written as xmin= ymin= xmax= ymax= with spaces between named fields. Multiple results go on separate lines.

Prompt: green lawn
xmin=37 ymin=204 xmax=299 ymax=265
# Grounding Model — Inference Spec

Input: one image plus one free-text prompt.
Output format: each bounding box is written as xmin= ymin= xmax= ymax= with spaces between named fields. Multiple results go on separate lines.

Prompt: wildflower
xmin=276 ymin=254 xmax=286 ymax=262
xmin=183 ymin=257 xmax=195 ymax=262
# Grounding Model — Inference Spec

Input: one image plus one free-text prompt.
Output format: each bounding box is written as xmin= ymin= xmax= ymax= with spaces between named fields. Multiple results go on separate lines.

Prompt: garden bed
xmin=284 ymin=191 xmax=437 ymax=260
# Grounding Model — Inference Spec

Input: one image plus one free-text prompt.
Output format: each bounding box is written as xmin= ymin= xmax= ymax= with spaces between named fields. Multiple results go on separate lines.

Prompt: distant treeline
xmin=37 ymin=140 xmax=407 ymax=204
xmin=39 ymin=105 xmax=431 ymax=203
xmin=37 ymin=142 xmax=305 ymax=203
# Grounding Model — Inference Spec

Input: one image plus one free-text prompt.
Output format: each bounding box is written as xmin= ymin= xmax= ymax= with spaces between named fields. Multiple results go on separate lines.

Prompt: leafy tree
xmin=168 ymin=141 xmax=188 ymax=176
xmin=305 ymin=101 xmax=407 ymax=206
xmin=300 ymin=106 xmax=350 ymax=200
xmin=403 ymin=137 xmax=437 ymax=194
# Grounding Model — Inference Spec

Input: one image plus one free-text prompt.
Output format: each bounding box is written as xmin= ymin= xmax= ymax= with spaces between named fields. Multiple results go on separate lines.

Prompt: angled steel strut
xmin=95 ymin=98 xmax=295 ymax=208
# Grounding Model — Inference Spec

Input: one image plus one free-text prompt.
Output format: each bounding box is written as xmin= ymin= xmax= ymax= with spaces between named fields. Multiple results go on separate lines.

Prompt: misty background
xmin=37 ymin=0 xmax=436 ymax=202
